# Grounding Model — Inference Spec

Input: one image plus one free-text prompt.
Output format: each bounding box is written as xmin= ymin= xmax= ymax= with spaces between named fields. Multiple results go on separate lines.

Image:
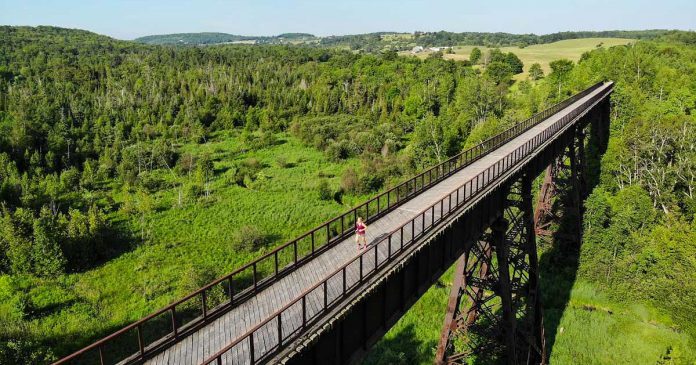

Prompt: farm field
xmin=402 ymin=38 xmax=634 ymax=79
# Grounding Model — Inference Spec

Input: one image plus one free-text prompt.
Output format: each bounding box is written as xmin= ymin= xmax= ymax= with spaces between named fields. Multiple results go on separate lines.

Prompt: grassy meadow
xmin=402 ymin=38 xmax=634 ymax=79
xmin=363 ymin=270 xmax=695 ymax=365
xmin=0 ymin=131 xmax=370 ymax=355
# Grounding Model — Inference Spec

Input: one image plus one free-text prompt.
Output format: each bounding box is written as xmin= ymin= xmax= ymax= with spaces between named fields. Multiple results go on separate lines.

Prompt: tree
xmin=31 ymin=209 xmax=66 ymax=276
xmin=549 ymin=59 xmax=574 ymax=97
xmin=470 ymin=47 xmax=482 ymax=64
xmin=485 ymin=62 xmax=513 ymax=85
xmin=412 ymin=113 xmax=458 ymax=165
xmin=529 ymin=63 xmax=544 ymax=80
xmin=504 ymin=52 xmax=524 ymax=74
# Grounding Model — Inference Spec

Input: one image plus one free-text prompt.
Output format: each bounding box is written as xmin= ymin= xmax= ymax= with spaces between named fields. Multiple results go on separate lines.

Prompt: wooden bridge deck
xmin=145 ymin=83 xmax=612 ymax=365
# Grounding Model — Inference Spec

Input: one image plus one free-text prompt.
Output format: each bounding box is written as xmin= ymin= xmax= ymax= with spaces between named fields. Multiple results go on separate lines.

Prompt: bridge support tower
xmin=436 ymin=120 xmax=596 ymax=365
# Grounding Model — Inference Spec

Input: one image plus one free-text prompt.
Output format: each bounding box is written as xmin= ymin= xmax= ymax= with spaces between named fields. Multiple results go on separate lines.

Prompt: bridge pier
xmin=436 ymin=96 xmax=610 ymax=364
xmin=435 ymin=172 xmax=547 ymax=365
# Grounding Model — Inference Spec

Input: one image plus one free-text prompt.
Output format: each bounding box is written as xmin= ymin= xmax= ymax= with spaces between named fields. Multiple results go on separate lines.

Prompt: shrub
xmin=340 ymin=168 xmax=359 ymax=193
xmin=359 ymin=174 xmax=384 ymax=193
xmin=317 ymin=180 xmax=332 ymax=201
xmin=275 ymin=156 xmax=290 ymax=168
xmin=229 ymin=158 xmax=264 ymax=187
xmin=233 ymin=225 xmax=269 ymax=251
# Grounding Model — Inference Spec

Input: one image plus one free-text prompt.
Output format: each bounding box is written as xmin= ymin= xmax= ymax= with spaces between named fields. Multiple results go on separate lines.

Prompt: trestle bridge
xmin=55 ymin=81 xmax=613 ymax=365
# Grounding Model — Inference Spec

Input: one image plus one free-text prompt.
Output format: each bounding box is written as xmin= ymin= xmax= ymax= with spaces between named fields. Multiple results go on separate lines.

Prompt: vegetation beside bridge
xmin=0 ymin=26 xmax=694 ymax=364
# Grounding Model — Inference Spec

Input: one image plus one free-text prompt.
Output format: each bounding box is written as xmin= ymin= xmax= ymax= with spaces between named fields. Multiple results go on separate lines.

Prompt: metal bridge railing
xmin=54 ymin=82 xmax=605 ymax=365
xmin=201 ymin=82 xmax=613 ymax=365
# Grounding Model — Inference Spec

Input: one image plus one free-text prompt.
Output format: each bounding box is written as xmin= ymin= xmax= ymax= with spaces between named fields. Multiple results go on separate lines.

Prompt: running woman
xmin=355 ymin=217 xmax=367 ymax=250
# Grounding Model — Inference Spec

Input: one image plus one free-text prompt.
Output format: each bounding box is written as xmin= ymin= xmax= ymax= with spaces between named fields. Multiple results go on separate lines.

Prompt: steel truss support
xmin=533 ymin=125 xmax=588 ymax=242
xmin=436 ymin=173 xmax=545 ymax=365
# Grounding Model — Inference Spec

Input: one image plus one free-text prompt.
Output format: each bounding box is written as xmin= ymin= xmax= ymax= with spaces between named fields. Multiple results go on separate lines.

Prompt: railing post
xmin=342 ymin=267 xmax=347 ymax=294
xmin=302 ymin=296 xmax=307 ymax=327
xmin=137 ymin=324 xmax=144 ymax=356
xmin=274 ymin=251 xmax=279 ymax=277
xmin=228 ymin=277 xmax=234 ymax=303
xmin=411 ymin=219 xmax=415 ymax=243
xmin=249 ymin=333 xmax=255 ymax=365
xmin=359 ymin=255 xmax=364 ymax=281
xmin=98 ymin=346 xmax=105 ymax=365
xmin=400 ymin=226 xmax=404 ymax=250
xmin=171 ymin=307 xmax=178 ymax=336
xmin=202 ymin=291 xmax=208 ymax=318
xmin=293 ymin=241 xmax=298 ymax=264
xmin=388 ymin=235 xmax=392 ymax=258
xmin=253 ymin=263 xmax=258 ymax=291
xmin=374 ymin=244 xmax=378 ymax=271
xmin=278 ymin=313 xmax=283 ymax=347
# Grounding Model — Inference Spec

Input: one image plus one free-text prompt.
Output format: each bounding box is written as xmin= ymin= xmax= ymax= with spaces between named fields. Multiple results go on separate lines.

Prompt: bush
xmin=326 ymin=141 xmax=349 ymax=161
xmin=275 ymin=156 xmax=290 ymax=168
xmin=233 ymin=225 xmax=269 ymax=251
xmin=341 ymin=168 xmax=359 ymax=193
xmin=0 ymin=336 xmax=56 ymax=364
xmin=359 ymin=174 xmax=384 ymax=193
xmin=230 ymin=158 xmax=264 ymax=187
xmin=317 ymin=180 xmax=332 ymax=201
xmin=137 ymin=171 xmax=165 ymax=192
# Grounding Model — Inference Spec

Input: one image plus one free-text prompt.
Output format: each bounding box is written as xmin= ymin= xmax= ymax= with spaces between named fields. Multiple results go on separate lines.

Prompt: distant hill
xmin=319 ymin=29 xmax=673 ymax=51
xmin=134 ymin=29 xmax=673 ymax=52
xmin=134 ymin=32 xmax=317 ymax=45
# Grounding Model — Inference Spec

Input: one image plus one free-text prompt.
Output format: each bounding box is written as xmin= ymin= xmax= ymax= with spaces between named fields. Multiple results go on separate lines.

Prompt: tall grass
xmin=362 ymin=271 xmax=695 ymax=364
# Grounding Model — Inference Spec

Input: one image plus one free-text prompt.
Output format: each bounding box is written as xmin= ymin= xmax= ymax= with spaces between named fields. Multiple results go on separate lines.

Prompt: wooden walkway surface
xmin=145 ymin=84 xmax=611 ymax=365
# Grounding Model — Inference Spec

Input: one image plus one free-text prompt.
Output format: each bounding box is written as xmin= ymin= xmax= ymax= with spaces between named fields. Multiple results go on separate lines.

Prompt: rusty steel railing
xmin=53 ymin=82 xmax=605 ymax=365
xmin=201 ymin=82 xmax=613 ymax=365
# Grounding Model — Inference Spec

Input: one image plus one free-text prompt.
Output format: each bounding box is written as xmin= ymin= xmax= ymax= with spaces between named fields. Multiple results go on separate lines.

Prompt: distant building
xmin=411 ymin=46 xmax=424 ymax=54
xmin=428 ymin=46 xmax=451 ymax=52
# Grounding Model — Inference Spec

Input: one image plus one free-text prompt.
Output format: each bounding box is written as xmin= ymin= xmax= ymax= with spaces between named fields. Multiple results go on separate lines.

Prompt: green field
xmin=363 ymin=273 xmax=696 ymax=364
xmin=403 ymin=38 xmax=634 ymax=79
xmin=0 ymin=131 xmax=370 ymax=355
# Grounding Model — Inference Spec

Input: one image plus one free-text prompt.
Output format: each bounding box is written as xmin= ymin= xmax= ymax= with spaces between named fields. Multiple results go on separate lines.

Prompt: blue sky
xmin=1 ymin=0 xmax=695 ymax=40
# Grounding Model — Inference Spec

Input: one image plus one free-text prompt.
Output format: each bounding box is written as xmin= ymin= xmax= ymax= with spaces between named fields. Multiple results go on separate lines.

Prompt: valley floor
xmin=363 ymin=270 xmax=695 ymax=365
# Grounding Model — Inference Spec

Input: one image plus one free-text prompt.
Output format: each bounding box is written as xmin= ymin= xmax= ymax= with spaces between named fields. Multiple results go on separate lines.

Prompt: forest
xmin=0 ymin=25 xmax=695 ymax=364
xmin=135 ymin=29 xmax=673 ymax=50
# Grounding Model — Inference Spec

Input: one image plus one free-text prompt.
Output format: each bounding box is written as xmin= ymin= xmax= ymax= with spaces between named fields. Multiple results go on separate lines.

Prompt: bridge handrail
xmin=53 ymin=82 xmax=604 ymax=365
xmin=201 ymin=82 xmax=613 ymax=365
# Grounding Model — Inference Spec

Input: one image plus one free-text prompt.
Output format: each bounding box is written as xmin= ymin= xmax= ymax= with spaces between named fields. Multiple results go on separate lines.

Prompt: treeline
xmin=414 ymin=30 xmax=670 ymax=47
xmin=135 ymin=32 xmax=317 ymax=45
xmin=561 ymin=35 xmax=696 ymax=339
xmin=316 ymin=30 xmax=672 ymax=51
xmin=133 ymin=29 xmax=672 ymax=51
xmin=0 ymin=26 xmax=528 ymax=279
